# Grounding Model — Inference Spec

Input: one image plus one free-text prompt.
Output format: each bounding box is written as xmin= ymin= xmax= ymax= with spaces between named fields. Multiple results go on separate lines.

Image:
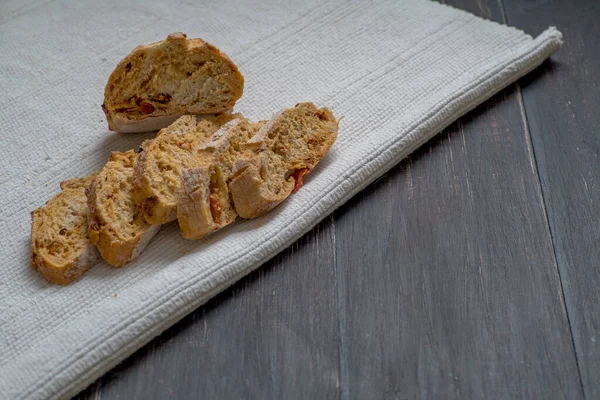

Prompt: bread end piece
xmin=30 ymin=174 xmax=100 ymax=285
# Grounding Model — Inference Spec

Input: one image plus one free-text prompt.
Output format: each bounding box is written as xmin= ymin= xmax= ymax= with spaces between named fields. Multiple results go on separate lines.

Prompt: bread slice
xmin=132 ymin=113 xmax=237 ymax=225
xmin=88 ymin=150 xmax=160 ymax=267
xmin=31 ymin=174 xmax=100 ymax=285
xmin=102 ymin=32 xmax=244 ymax=133
xmin=229 ymin=103 xmax=339 ymax=219
xmin=177 ymin=118 xmax=265 ymax=239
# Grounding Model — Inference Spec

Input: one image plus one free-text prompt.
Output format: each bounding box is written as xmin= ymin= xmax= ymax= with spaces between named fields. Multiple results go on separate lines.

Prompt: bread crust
xmin=31 ymin=174 xmax=100 ymax=285
xmin=105 ymin=113 xmax=183 ymax=134
xmin=103 ymin=32 xmax=244 ymax=133
xmin=88 ymin=150 xmax=160 ymax=267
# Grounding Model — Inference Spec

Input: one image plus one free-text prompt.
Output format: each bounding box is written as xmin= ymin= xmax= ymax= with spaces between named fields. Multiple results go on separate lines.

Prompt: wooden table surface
xmin=76 ymin=0 xmax=599 ymax=398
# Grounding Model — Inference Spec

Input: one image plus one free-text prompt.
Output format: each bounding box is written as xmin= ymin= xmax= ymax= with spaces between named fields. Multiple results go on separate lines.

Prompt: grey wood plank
xmin=75 ymin=219 xmax=339 ymax=400
xmin=502 ymin=0 xmax=600 ymax=398
xmin=333 ymin=2 xmax=583 ymax=397
xmin=334 ymin=84 xmax=583 ymax=399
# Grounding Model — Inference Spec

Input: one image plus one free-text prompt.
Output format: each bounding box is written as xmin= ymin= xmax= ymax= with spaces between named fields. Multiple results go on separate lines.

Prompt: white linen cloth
xmin=0 ymin=0 xmax=561 ymax=398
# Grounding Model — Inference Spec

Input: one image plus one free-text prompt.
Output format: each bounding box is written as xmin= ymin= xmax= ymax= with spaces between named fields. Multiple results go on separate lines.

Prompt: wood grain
xmin=503 ymin=0 xmax=600 ymax=397
xmin=333 ymin=2 xmax=582 ymax=396
xmin=333 ymin=80 xmax=583 ymax=398
xmin=75 ymin=219 xmax=339 ymax=400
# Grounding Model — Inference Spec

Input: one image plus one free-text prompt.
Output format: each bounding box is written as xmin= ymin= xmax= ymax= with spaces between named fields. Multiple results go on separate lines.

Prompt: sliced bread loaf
xmin=88 ymin=150 xmax=160 ymax=267
xmin=229 ymin=103 xmax=339 ymax=219
xmin=31 ymin=174 xmax=100 ymax=285
xmin=132 ymin=113 xmax=237 ymax=225
xmin=102 ymin=32 xmax=244 ymax=133
xmin=177 ymin=118 xmax=265 ymax=239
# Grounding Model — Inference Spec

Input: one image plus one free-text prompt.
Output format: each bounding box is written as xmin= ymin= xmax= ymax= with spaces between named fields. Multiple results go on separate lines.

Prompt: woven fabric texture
xmin=0 ymin=0 xmax=561 ymax=398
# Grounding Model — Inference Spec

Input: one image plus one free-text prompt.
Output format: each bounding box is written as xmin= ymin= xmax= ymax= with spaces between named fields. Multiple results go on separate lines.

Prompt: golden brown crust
xmin=88 ymin=150 xmax=160 ymax=267
xmin=230 ymin=103 xmax=339 ymax=219
xmin=133 ymin=114 xmax=237 ymax=225
xmin=103 ymin=32 xmax=244 ymax=133
xmin=31 ymin=174 xmax=100 ymax=285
